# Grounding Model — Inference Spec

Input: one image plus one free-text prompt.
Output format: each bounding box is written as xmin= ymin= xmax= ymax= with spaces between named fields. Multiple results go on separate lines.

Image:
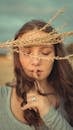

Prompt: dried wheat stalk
xmin=0 ymin=7 xmax=73 ymax=61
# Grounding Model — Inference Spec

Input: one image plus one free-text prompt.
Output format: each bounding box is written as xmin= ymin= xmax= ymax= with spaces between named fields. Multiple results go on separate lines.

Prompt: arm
xmin=42 ymin=106 xmax=73 ymax=130
xmin=21 ymin=89 xmax=73 ymax=130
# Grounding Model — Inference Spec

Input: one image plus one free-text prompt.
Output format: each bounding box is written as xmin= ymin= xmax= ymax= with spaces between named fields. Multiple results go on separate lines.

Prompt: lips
xmin=30 ymin=69 xmax=43 ymax=73
xmin=36 ymin=70 xmax=43 ymax=76
xmin=32 ymin=70 xmax=43 ymax=77
xmin=37 ymin=70 xmax=43 ymax=73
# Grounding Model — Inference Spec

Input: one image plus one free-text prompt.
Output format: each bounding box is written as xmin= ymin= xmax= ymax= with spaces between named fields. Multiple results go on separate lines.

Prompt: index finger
xmin=21 ymin=101 xmax=37 ymax=111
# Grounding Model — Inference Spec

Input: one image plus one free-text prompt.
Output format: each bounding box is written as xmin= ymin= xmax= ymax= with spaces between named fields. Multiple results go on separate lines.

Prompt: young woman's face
xmin=19 ymin=30 xmax=55 ymax=81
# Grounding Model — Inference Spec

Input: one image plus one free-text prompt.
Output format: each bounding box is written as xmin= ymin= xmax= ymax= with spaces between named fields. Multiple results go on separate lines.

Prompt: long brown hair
xmin=13 ymin=20 xmax=73 ymax=128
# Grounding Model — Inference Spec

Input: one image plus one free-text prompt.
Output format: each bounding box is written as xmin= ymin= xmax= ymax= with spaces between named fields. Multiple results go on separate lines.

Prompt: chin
xmin=35 ymin=75 xmax=47 ymax=81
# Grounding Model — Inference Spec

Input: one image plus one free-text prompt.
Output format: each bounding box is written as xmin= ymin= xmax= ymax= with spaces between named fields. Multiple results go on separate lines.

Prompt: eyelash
xmin=41 ymin=51 xmax=51 ymax=55
xmin=23 ymin=52 xmax=50 ymax=56
xmin=22 ymin=49 xmax=51 ymax=56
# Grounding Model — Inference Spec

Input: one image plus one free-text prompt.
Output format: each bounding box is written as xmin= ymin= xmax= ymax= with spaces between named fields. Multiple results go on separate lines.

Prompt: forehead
xmin=20 ymin=30 xmax=48 ymax=40
xmin=18 ymin=30 xmax=54 ymax=48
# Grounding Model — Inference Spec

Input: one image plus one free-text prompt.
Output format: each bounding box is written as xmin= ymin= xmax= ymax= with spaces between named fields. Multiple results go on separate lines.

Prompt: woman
xmin=0 ymin=20 xmax=73 ymax=130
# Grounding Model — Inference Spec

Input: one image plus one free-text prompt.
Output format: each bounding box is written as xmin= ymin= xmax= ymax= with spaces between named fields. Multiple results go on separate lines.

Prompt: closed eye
xmin=21 ymin=47 xmax=32 ymax=55
xmin=40 ymin=46 xmax=53 ymax=56
xmin=41 ymin=51 xmax=51 ymax=55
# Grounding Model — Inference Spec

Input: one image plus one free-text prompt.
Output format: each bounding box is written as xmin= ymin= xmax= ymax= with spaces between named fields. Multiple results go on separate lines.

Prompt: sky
xmin=0 ymin=0 xmax=73 ymax=49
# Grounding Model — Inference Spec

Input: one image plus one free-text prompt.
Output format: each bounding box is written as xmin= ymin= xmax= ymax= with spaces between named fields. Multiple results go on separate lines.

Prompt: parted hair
xmin=13 ymin=20 xmax=73 ymax=129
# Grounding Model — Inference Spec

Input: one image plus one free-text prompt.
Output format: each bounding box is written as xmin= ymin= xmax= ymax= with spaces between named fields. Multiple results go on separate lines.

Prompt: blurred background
xmin=0 ymin=0 xmax=73 ymax=85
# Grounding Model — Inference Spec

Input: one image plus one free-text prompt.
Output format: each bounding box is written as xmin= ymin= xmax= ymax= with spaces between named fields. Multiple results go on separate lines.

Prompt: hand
xmin=21 ymin=89 xmax=54 ymax=117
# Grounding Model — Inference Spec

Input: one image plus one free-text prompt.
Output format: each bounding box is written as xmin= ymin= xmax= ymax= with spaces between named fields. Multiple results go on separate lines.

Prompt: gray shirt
xmin=0 ymin=86 xmax=73 ymax=130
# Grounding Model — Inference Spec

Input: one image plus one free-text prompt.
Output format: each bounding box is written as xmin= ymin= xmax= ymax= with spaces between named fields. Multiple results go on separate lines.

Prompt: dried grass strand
xmin=0 ymin=7 xmax=73 ymax=61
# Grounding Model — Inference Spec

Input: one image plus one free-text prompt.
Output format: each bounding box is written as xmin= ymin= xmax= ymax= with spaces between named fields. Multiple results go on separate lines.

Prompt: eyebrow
xmin=40 ymin=45 xmax=54 ymax=50
xmin=23 ymin=45 xmax=53 ymax=49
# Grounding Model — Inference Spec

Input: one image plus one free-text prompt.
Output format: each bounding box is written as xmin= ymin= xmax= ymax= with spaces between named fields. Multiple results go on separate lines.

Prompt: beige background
xmin=0 ymin=55 xmax=14 ymax=86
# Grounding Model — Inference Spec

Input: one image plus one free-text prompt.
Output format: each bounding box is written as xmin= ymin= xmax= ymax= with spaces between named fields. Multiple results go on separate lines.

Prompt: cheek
xmin=19 ymin=54 xmax=29 ymax=69
xmin=46 ymin=52 xmax=55 ymax=73
xmin=44 ymin=60 xmax=54 ymax=75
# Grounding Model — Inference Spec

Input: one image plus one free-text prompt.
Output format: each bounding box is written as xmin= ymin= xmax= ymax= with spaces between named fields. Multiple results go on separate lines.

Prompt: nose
xmin=31 ymin=56 xmax=41 ymax=66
